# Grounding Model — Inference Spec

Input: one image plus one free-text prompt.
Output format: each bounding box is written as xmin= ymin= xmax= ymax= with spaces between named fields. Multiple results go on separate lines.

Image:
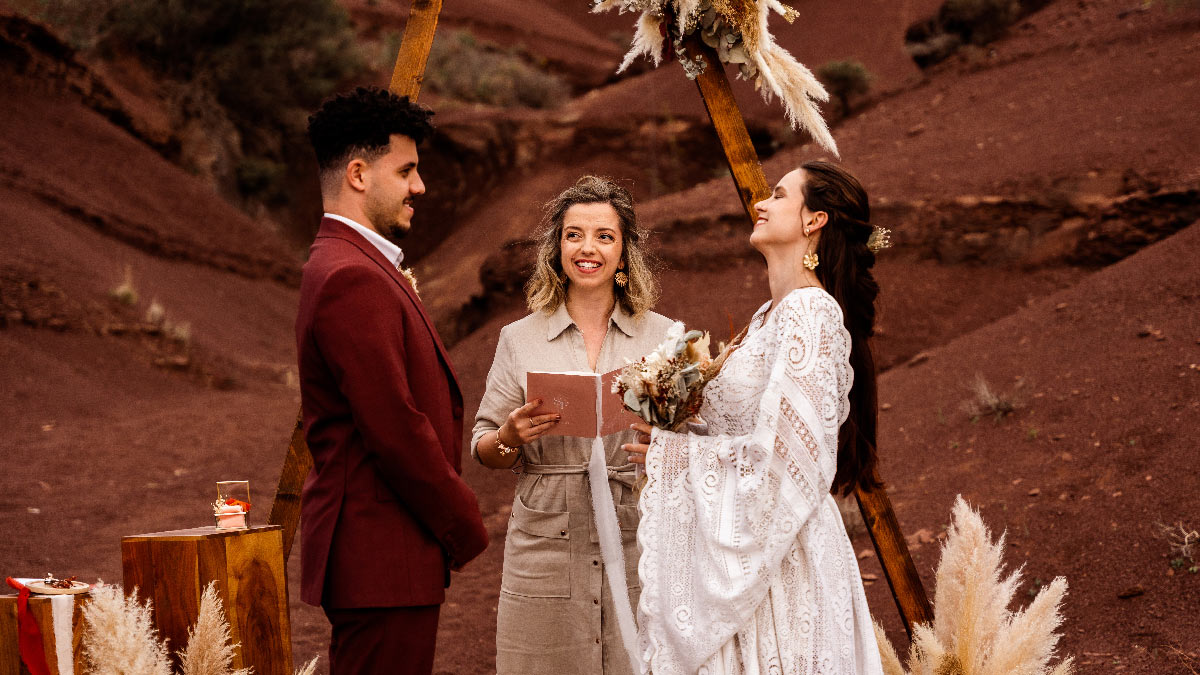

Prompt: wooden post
xmin=684 ymin=36 xmax=934 ymax=634
xmin=856 ymin=478 xmax=934 ymax=633
xmin=388 ymin=0 xmax=443 ymax=99
xmin=687 ymin=38 xmax=772 ymax=222
xmin=121 ymin=525 xmax=292 ymax=675
xmin=269 ymin=0 xmax=442 ymax=558
xmin=0 ymin=593 xmax=88 ymax=675
xmin=268 ymin=413 xmax=310 ymax=559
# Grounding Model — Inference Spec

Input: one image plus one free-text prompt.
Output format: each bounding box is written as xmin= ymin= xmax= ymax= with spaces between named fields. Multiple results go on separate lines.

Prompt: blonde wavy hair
xmin=525 ymin=175 xmax=659 ymax=317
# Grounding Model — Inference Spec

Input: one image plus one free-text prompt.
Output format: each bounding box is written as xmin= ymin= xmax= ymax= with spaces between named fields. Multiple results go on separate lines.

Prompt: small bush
xmin=816 ymin=60 xmax=872 ymax=116
xmin=426 ymin=30 xmax=569 ymax=109
xmin=144 ymin=298 xmax=165 ymax=326
xmin=942 ymin=0 xmax=1021 ymax=45
xmin=962 ymin=373 xmax=1020 ymax=422
xmin=235 ymin=156 xmax=287 ymax=202
xmin=1157 ymin=521 xmax=1199 ymax=565
xmin=166 ymin=320 xmax=191 ymax=346
xmin=110 ymin=265 xmax=138 ymax=306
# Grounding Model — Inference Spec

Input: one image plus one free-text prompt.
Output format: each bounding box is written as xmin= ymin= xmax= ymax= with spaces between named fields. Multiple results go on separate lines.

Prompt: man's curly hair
xmin=307 ymin=86 xmax=435 ymax=175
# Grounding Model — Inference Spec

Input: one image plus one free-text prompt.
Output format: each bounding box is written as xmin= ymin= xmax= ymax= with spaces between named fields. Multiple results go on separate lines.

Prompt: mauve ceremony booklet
xmin=526 ymin=369 xmax=640 ymax=437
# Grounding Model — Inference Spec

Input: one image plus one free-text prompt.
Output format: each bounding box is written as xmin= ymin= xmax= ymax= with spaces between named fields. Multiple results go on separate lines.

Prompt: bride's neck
xmin=763 ymin=244 xmax=821 ymax=312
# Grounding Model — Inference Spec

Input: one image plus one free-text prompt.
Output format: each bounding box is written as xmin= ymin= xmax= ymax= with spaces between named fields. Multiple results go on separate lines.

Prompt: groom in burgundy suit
xmin=296 ymin=87 xmax=489 ymax=674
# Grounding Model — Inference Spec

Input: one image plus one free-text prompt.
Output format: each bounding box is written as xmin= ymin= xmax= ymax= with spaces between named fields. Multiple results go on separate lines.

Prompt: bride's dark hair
xmin=801 ymin=160 xmax=883 ymax=496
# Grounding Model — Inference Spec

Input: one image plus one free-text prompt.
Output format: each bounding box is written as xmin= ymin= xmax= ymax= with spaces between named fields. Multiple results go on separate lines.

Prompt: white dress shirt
xmin=324 ymin=212 xmax=405 ymax=270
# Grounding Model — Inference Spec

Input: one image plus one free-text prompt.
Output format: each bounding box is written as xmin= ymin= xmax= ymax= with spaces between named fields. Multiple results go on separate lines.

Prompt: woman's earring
xmin=802 ymin=251 xmax=819 ymax=271
xmin=614 ymin=271 xmax=629 ymax=288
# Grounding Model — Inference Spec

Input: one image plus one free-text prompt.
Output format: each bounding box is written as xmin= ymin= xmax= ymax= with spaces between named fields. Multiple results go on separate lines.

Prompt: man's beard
xmin=366 ymin=196 xmax=411 ymax=245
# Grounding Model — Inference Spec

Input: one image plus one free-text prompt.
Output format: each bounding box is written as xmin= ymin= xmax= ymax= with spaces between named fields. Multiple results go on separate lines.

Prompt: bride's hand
xmin=622 ymin=421 xmax=653 ymax=464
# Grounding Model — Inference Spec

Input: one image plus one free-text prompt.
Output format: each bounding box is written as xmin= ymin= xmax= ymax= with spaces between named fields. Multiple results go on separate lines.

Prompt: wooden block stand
xmin=0 ymin=592 xmax=89 ymax=675
xmin=121 ymin=525 xmax=292 ymax=675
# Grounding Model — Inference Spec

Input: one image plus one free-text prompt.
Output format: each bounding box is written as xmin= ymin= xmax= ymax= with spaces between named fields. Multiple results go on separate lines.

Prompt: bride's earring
xmin=614 ymin=271 xmax=628 ymax=288
xmin=802 ymin=247 xmax=819 ymax=271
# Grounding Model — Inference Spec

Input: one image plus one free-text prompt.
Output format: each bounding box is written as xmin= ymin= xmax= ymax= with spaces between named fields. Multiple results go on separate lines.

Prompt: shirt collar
xmin=324 ymin=212 xmax=405 ymax=269
xmin=545 ymin=301 xmax=639 ymax=341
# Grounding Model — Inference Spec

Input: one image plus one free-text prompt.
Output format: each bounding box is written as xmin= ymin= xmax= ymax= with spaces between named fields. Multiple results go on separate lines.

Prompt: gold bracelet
xmin=496 ymin=434 xmax=521 ymax=457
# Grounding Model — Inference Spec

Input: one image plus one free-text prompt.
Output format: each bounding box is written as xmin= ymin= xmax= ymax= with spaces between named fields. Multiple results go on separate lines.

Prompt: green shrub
xmin=816 ymin=60 xmax=872 ymax=116
xmin=425 ymin=30 xmax=568 ymax=109
xmin=235 ymin=156 xmax=287 ymax=202
xmin=941 ymin=0 xmax=1021 ymax=45
xmin=100 ymin=0 xmax=362 ymax=131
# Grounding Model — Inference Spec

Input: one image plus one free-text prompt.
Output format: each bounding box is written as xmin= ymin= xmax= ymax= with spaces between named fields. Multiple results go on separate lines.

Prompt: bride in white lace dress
xmin=625 ymin=162 xmax=887 ymax=674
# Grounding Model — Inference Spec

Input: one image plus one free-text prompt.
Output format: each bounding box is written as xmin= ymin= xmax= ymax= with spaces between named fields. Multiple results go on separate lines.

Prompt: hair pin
xmin=867 ymin=226 xmax=892 ymax=253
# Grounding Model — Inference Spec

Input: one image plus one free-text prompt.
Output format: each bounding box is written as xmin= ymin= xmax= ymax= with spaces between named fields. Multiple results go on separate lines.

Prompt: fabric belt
xmin=518 ymin=462 xmax=639 ymax=490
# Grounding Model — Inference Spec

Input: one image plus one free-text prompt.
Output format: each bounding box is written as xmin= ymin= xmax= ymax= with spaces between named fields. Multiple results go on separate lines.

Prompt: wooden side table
xmin=0 ymin=591 xmax=88 ymax=675
xmin=121 ymin=524 xmax=292 ymax=675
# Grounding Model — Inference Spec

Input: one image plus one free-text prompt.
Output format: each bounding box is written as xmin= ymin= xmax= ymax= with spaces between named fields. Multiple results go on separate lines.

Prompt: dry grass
xmin=82 ymin=581 xmax=317 ymax=675
xmin=178 ymin=582 xmax=249 ymax=675
xmin=110 ymin=265 xmax=139 ymax=306
xmin=875 ymin=496 xmax=1074 ymax=674
xmin=81 ymin=583 xmax=172 ymax=675
xmin=963 ymin=373 xmax=1021 ymax=422
xmin=1156 ymin=521 xmax=1199 ymax=571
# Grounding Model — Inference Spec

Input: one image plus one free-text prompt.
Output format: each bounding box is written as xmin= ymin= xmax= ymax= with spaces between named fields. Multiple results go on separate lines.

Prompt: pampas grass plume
xmin=82 ymin=583 xmax=172 ymax=675
xmin=876 ymin=497 xmax=1074 ymax=675
xmin=293 ymin=656 xmax=320 ymax=675
xmin=178 ymin=582 xmax=249 ymax=675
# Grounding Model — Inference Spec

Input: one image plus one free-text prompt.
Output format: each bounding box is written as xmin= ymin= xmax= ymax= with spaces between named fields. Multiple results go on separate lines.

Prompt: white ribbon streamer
xmin=587 ymin=395 xmax=641 ymax=672
xmin=16 ymin=578 xmax=75 ymax=675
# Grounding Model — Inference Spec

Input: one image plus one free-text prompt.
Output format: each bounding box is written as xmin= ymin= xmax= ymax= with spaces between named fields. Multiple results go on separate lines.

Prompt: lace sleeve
xmin=635 ymin=292 xmax=851 ymax=674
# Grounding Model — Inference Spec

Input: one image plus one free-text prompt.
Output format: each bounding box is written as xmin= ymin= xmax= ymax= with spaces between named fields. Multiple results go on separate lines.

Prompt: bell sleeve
xmin=635 ymin=292 xmax=851 ymax=674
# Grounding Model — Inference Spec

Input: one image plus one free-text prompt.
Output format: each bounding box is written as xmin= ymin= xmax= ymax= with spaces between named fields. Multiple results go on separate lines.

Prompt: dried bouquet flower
xmin=613 ymin=321 xmax=742 ymax=432
xmin=592 ymin=0 xmax=837 ymax=155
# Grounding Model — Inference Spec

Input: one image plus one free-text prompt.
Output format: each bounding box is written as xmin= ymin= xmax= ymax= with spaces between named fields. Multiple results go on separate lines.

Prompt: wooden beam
xmin=388 ymin=0 xmax=443 ymax=99
xmin=687 ymin=37 xmax=771 ymax=222
xmin=685 ymin=36 xmax=934 ymax=634
xmin=269 ymin=0 xmax=443 ymax=560
xmin=268 ymin=413 xmax=311 ymax=559
xmin=856 ymin=478 xmax=934 ymax=634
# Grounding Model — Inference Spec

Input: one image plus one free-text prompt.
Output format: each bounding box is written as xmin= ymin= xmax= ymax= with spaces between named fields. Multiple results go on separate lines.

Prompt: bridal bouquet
xmin=613 ymin=322 xmax=741 ymax=432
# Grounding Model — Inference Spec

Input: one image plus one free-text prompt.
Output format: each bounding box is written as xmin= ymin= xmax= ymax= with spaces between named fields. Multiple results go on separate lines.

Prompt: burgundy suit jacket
xmin=295 ymin=217 xmax=488 ymax=608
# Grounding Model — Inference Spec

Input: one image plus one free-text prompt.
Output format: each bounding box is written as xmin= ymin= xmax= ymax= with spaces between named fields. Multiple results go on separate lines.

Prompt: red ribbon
xmin=4 ymin=577 xmax=52 ymax=675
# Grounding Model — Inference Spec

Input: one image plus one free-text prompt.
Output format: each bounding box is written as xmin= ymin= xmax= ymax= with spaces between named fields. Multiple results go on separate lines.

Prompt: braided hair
xmin=801 ymin=160 xmax=883 ymax=496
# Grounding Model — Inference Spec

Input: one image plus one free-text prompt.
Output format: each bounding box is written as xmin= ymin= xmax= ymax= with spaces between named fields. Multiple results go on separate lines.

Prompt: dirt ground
xmin=3 ymin=0 xmax=1200 ymax=673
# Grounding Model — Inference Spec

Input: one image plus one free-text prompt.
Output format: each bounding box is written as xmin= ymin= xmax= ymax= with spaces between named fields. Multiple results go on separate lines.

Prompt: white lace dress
xmin=636 ymin=288 xmax=883 ymax=675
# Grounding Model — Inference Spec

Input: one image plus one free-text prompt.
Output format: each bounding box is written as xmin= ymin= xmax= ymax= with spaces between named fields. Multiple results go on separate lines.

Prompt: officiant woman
xmin=472 ymin=175 xmax=674 ymax=674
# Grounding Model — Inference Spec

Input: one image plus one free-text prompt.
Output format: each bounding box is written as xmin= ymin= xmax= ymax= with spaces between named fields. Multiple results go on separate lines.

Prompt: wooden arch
xmin=268 ymin=0 xmax=932 ymax=636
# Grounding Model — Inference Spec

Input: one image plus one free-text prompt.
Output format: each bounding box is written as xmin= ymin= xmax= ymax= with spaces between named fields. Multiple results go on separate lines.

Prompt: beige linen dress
xmin=472 ymin=302 xmax=674 ymax=674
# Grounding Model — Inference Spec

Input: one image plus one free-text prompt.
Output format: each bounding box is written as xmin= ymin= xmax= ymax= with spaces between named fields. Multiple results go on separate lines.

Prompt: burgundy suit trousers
xmin=324 ymin=605 xmax=441 ymax=675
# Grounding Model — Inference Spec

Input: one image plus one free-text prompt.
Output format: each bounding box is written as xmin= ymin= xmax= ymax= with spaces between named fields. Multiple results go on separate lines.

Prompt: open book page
xmin=526 ymin=369 xmax=639 ymax=438
xmin=526 ymin=371 xmax=599 ymax=437
xmin=600 ymin=368 xmax=641 ymax=436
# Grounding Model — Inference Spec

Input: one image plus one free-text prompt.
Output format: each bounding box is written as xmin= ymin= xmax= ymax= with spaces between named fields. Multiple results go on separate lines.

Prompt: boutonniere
xmin=399 ymin=266 xmax=420 ymax=297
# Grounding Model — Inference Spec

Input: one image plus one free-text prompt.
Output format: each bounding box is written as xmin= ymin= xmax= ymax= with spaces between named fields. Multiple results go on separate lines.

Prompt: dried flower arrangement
xmin=875 ymin=497 xmax=1075 ymax=675
xmin=81 ymin=581 xmax=317 ymax=675
xmin=592 ymin=0 xmax=838 ymax=154
xmin=613 ymin=321 xmax=742 ymax=431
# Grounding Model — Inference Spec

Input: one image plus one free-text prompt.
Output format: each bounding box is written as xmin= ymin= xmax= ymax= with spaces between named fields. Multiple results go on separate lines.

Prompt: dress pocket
xmin=500 ymin=495 xmax=572 ymax=598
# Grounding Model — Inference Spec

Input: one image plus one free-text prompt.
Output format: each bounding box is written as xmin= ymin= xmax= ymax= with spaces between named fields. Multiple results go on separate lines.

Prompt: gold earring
xmin=614 ymin=271 xmax=628 ymax=288
xmin=802 ymin=251 xmax=819 ymax=271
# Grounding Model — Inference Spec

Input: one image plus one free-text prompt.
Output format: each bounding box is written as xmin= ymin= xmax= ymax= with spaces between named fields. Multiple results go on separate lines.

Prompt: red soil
xmin=2 ymin=1 xmax=1199 ymax=674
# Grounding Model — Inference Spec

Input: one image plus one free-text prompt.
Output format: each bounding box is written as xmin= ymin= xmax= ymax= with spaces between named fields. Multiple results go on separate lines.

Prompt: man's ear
xmin=345 ymin=158 xmax=369 ymax=192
